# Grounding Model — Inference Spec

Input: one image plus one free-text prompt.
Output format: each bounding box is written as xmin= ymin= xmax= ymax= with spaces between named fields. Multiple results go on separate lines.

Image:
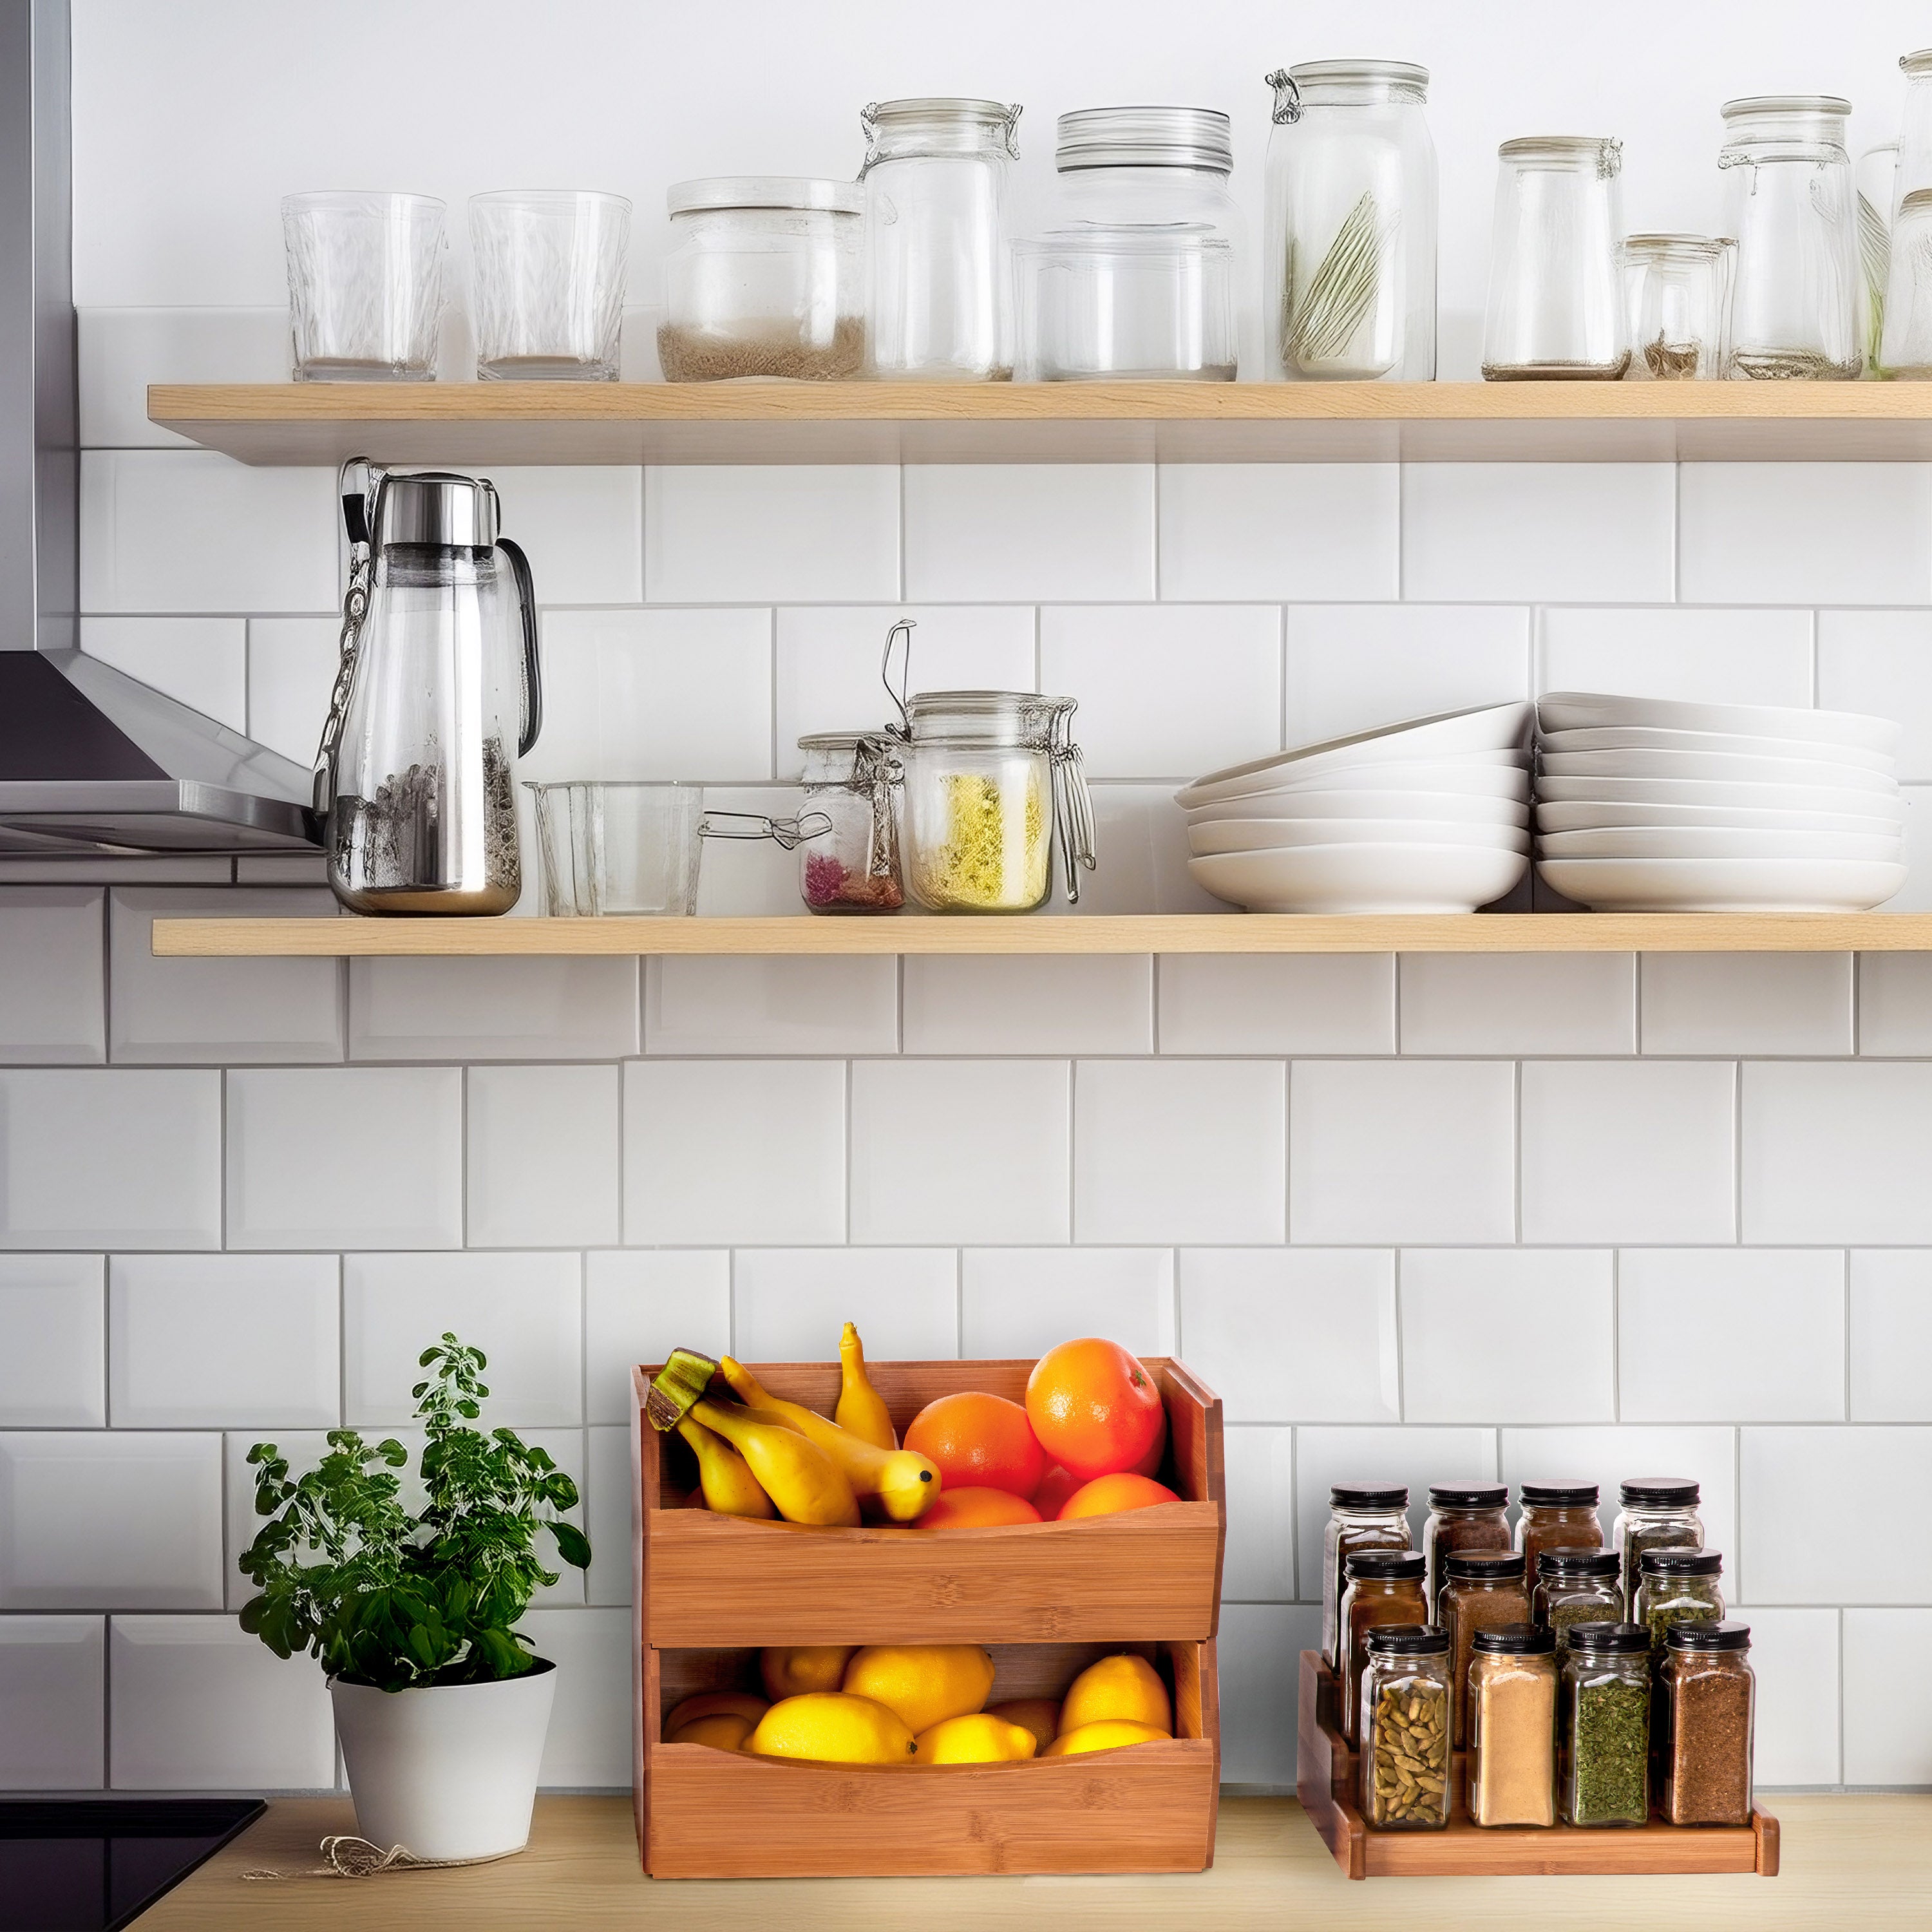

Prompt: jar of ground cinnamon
xmin=1515 ymin=1479 xmax=1603 ymax=1577
xmin=1662 ymin=1621 xmax=1755 ymax=1826
xmin=1468 ymin=1623 xmax=1557 ymax=1827
xmin=1441 ymin=1549 xmax=1532 ymax=1748
xmin=1423 ymin=1482 xmax=1510 ymax=1624
xmin=1338 ymin=1549 xmax=1428 ymax=1745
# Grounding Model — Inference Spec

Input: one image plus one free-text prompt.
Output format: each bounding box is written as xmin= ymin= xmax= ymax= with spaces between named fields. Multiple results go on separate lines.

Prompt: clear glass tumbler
xmin=281 ymin=191 xmax=446 ymax=381
xmin=1624 ymin=234 xmax=1728 ymax=379
xmin=470 ymin=190 xmax=632 ymax=381
xmin=526 ymin=782 xmax=701 ymax=915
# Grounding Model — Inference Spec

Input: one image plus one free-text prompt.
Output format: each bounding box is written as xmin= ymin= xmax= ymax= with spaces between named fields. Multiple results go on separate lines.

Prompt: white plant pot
xmin=330 ymin=1660 xmax=556 ymax=1862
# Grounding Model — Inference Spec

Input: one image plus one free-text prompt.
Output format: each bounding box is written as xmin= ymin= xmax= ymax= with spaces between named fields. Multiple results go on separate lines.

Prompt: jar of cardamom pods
xmin=1359 ymin=1624 xmax=1452 ymax=1831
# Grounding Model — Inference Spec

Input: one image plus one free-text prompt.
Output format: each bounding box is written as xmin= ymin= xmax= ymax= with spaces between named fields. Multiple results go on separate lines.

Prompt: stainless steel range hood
xmin=0 ymin=0 xmax=320 ymax=857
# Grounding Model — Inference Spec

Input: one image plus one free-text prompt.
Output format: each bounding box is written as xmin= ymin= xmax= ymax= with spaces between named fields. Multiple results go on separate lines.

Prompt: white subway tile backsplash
xmin=647 ymin=956 xmax=898 ymax=1056
xmin=0 ymin=890 xmax=104 ymax=1064
xmin=0 ymin=1433 xmax=222 ymax=1609
xmin=348 ymin=957 xmax=639 ymax=1061
xmin=585 ymin=1251 xmax=731 ymax=1425
xmin=1290 ymin=1061 xmax=1515 ymax=1244
xmin=1640 ymin=954 xmax=1852 ymax=1057
xmin=1075 ymin=1059 xmax=1286 ymax=1244
xmin=1219 ymin=1602 xmax=1316 ymax=1788
xmin=467 ymin=1064 xmax=620 ymax=1247
xmin=1400 ymin=1250 xmax=1615 ymax=1425
xmin=1071 ymin=783 xmax=1224 ymax=914
xmin=1736 ymin=1607 xmax=1840 ymax=1786
xmin=79 ymin=616 xmax=247 ymax=730
xmin=343 ymin=1252 xmax=582 ymax=1426
xmin=78 ymin=306 xmax=287 ymax=447
xmin=516 ymin=1607 xmax=632 ymax=1786
xmin=1741 ymin=1428 xmax=1932 ymax=1604
xmin=1400 ymin=954 xmax=1634 ymax=1055
xmin=1882 ymin=783 xmax=1932 ymax=914
xmin=1157 ymin=464 xmax=1399 ymax=603
xmin=1618 ymin=1249 xmax=1844 ymax=1423
xmin=109 ymin=1615 xmax=336 ymax=1790
xmin=1296 ymin=1427 xmax=1499 ymax=1587
xmin=1857 ymin=951 xmax=1932 ymax=1054
xmin=1157 ymin=954 xmax=1395 ymax=1056
xmin=960 ymin=1248 xmax=1174 ymax=1359
xmin=904 ymin=956 xmax=1151 ymax=1056
xmin=227 ymin=1068 xmax=462 ymax=1249
xmin=0 ymin=1617 xmax=104 ymax=1789
xmin=1179 ymin=1248 xmax=1397 ymax=1424
xmin=732 ymin=1247 xmax=958 ymax=1361
xmin=489 ymin=466 xmax=643 ymax=605
xmin=246 ymin=616 xmax=341 ymax=762
xmin=645 ymin=465 xmax=899 ymax=603
xmin=1401 ymin=464 xmax=1674 ymax=603
xmin=625 ymin=1059 xmax=843 ymax=1244
xmin=1039 ymin=605 xmax=1282 ymax=779
xmin=1680 ymin=464 xmax=1932 ymax=606
xmin=1743 ymin=1061 xmax=1932 ymax=1243
xmin=1520 ymin=1061 xmax=1736 ymax=1244
xmin=0 ymin=1257 xmax=104 ymax=1426
xmin=109 ymin=1255 xmax=339 ymax=1428
xmin=1843 ymin=1610 xmax=1932 ymax=1783
xmin=688 ymin=784 xmax=807 ymax=915
xmin=0 ymin=1070 xmax=220 ymax=1249
xmin=1537 ymin=607 xmax=1814 ymax=707
xmin=1222 ymin=1427 xmax=1297 ymax=1599
xmin=904 ymin=464 xmax=1155 ymax=601
xmin=1850 ymin=1250 xmax=1932 ymax=1421
xmin=584 ymin=1424 xmax=632 ymax=1608
xmin=1817 ymin=610 xmax=1932 ymax=782
xmin=851 ymin=1059 xmax=1069 ymax=1245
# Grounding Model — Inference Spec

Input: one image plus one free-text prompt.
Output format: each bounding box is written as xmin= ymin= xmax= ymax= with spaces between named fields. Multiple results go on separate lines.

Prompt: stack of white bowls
xmin=1535 ymin=692 xmax=1908 ymax=911
xmin=1177 ymin=703 xmax=1533 ymax=913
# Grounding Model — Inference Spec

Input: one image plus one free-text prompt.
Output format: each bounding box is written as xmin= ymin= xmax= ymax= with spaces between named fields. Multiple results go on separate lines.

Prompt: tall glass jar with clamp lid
xmin=1263 ymin=61 xmax=1437 ymax=379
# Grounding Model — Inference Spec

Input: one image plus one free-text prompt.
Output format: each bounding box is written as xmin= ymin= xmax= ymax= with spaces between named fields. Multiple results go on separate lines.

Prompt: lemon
xmin=986 ymin=1697 xmax=1060 ymax=1755
xmin=913 ymin=1714 xmax=1039 ymax=1765
xmin=1044 ymin=1719 xmax=1171 ymax=1757
xmin=745 ymin=1692 xmax=918 ymax=1766
xmin=663 ymin=1690 xmax=768 ymax=1734
xmin=760 ymin=1645 xmax=857 ymax=1701
xmin=667 ymin=1711 xmax=754 ymax=1752
xmin=842 ymin=1644 xmax=996 ymax=1736
xmin=1057 ymin=1653 xmax=1172 ymax=1737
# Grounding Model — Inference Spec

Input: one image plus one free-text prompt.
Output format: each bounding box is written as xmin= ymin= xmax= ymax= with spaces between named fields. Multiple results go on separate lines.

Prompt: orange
xmin=667 ymin=1711 xmax=755 ymax=1752
xmin=663 ymin=1690 xmax=769 ymax=1734
xmin=986 ymin=1697 xmax=1060 ymax=1755
xmin=905 ymin=1391 xmax=1047 ymax=1499
xmin=1032 ymin=1464 xmax=1083 ymax=1519
xmin=1025 ymin=1338 xmax=1166 ymax=1483
xmin=1057 ymin=1472 xmax=1179 ymax=1520
xmin=912 ymin=1486 xmax=1042 ymax=1529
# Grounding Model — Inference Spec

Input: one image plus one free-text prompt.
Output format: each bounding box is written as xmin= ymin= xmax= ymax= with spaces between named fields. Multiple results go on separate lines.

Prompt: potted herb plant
xmin=240 ymin=1334 xmax=591 ymax=1861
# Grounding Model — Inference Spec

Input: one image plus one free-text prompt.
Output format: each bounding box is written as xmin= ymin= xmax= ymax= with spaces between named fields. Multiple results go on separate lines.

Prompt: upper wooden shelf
xmin=147 ymin=379 xmax=1932 ymax=467
xmin=151 ymin=913 xmax=1932 ymax=956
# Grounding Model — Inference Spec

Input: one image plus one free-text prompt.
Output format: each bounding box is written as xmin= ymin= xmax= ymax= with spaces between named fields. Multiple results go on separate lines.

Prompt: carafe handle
xmin=311 ymin=457 xmax=381 ymax=820
xmin=498 ymin=537 xmax=543 ymax=757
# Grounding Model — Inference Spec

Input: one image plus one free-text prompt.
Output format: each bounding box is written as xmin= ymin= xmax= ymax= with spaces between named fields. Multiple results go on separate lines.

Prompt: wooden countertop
xmin=133 ymin=1794 xmax=1929 ymax=1930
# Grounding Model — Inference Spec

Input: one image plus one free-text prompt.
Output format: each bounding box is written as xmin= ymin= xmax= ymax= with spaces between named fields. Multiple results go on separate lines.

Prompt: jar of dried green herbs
xmin=1321 ymin=1482 xmax=1410 ymax=1674
xmin=1533 ymin=1546 xmax=1625 ymax=1657
xmin=1423 ymin=1482 xmax=1510 ymax=1624
xmin=1560 ymin=1622 xmax=1652 ymax=1827
xmin=1634 ymin=1548 xmax=1726 ymax=1663
xmin=1515 ymin=1479 xmax=1602 ymax=1578
xmin=1613 ymin=1477 xmax=1702 ymax=1615
xmin=1359 ymin=1624 xmax=1451 ymax=1831
xmin=1662 ymin=1622 xmax=1756 ymax=1827
xmin=1441 ymin=1548 xmax=1531 ymax=1749
xmin=1339 ymin=1548 xmax=1428 ymax=1747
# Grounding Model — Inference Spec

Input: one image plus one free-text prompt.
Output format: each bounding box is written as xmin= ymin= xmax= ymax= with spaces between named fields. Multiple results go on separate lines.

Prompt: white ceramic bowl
xmin=1539 ymin=725 xmax=1895 ymax=773
xmin=1536 ymin=798 xmax=1904 ymax=837
xmin=1191 ymin=817 xmax=1530 ymax=857
xmin=1534 ymin=773 xmax=1906 ymax=815
xmin=1185 ymin=759 xmax=1531 ymax=809
xmin=1537 ymin=855 xmax=1908 ymax=913
xmin=1538 ymin=748 xmax=1899 ymax=792
xmin=1189 ymin=842 xmax=1530 ymax=914
xmin=1188 ymin=789 xmax=1530 ymax=829
xmin=1537 ymin=689 xmax=1902 ymax=755
xmin=1537 ymin=826 xmax=1902 ymax=862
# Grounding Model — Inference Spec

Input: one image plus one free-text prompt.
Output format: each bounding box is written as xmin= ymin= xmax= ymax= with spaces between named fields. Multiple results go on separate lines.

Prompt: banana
xmin=835 ymin=1321 xmax=898 ymax=1450
xmin=675 ymin=1412 xmax=775 ymax=1520
xmin=690 ymin=1397 xmax=861 ymax=1528
xmin=719 ymin=1358 xmax=940 ymax=1522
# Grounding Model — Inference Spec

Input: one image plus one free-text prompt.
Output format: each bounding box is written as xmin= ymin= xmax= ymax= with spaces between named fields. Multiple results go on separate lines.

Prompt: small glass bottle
xmin=1423 ymin=1483 xmax=1510 ymax=1625
xmin=1468 ymin=1624 xmax=1557 ymax=1828
xmin=1441 ymin=1549 xmax=1532 ymax=1748
xmin=1321 ymin=1482 xmax=1410 ymax=1673
xmin=1534 ymin=1547 xmax=1625 ymax=1657
xmin=1516 ymin=1480 xmax=1603 ymax=1578
xmin=1614 ymin=1478 xmax=1702 ymax=1616
xmin=1634 ymin=1548 xmax=1726 ymax=1664
xmin=1662 ymin=1622 xmax=1756 ymax=1826
xmin=1624 ymin=234 xmax=1728 ymax=379
xmin=1339 ymin=1549 xmax=1428 ymax=1746
xmin=1560 ymin=1623 xmax=1651 ymax=1828
xmin=1359 ymin=1624 xmax=1451 ymax=1831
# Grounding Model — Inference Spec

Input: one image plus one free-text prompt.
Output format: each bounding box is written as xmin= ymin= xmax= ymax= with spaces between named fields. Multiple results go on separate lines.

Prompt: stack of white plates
xmin=1534 ymin=692 xmax=1908 ymax=911
xmin=1177 ymin=704 xmax=1533 ymax=913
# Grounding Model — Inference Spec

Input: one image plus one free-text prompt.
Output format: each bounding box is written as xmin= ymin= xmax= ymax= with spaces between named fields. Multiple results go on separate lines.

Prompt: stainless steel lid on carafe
xmin=372 ymin=471 xmax=501 ymax=549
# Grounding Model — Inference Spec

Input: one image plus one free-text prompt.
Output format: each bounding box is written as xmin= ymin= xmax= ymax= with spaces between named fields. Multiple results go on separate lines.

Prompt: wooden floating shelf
xmin=152 ymin=912 xmax=1932 ymax=956
xmin=148 ymin=379 xmax=1932 ymax=467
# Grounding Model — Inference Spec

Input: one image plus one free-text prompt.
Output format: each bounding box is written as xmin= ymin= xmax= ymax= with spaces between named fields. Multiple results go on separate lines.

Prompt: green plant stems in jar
xmin=1339 ymin=1548 xmax=1428 ymax=1746
xmin=1515 ymin=1479 xmax=1604 ymax=1579
xmin=1322 ymin=1482 xmax=1410 ymax=1672
xmin=1423 ymin=1482 xmax=1510 ymax=1625
xmin=1534 ymin=1546 xmax=1625 ymax=1658
xmin=1614 ymin=1477 xmax=1702 ymax=1615
xmin=1560 ymin=1623 xmax=1652 ymax=1827
xmin=1441 ymin=1548 xmax=1531 ymax=1748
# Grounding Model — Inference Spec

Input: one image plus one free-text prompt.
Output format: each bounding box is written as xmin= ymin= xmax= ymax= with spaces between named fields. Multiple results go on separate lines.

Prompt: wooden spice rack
xmin=629 ymin=1356 xmax=1227 ymax=1879
xmin=1296 ymin=1651 xmax=1779 ymax=1879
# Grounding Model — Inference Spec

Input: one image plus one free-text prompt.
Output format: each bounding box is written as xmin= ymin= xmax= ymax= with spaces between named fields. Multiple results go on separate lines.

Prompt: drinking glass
xmin=1623 ymin=234 xmax=1727 ymax=379
xmin=526 ymin=782 xmax=701 ymax=915
xmin=470 ymin=191 xmax=632 ymax=381
xmin=281 ymin=191 xmax=446 ymax=381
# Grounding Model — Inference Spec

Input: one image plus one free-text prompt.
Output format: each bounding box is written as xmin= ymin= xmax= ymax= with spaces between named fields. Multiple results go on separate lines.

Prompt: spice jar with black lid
xmin=1322 ymin=1482 xmax=1411 ymax=1673
xmin=1662 ymin=1622 xmax=1755 ymax=1826
xmin=1441 ymin=1549 xmax=1532 ymax=1748
xmin=1560 ymin=1622 xmax=1651 ymax=1827
xmin=1516 ymin=1479 xmax=1603 ymax=1577
xmin=1635 ymin=1548 xmax=1727 ymax=1663
xmin=1468 ymin=1624 xmax=1557 ymax=1828
xmin=1613 ymin=1477 xmax=1702 ymax=1615
xmin=1360 ymin=1624 xmax=1452 ymax=1831
xmin=1423 ymin=1482 xmax=1511 ymax=1624
xmin=1535 ymin=1546 xmax=1625 ymax=1656
xmin=1339 ymin=1549 xmax=1428 ymax=1745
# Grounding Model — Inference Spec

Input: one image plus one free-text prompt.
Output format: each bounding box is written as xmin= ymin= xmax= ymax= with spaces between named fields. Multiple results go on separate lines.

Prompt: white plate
xmin=1537 ymin=855 xmax=1908 ymax=913
xmin=1189 ymin=842 xmax=1530 ymax=914
xmin=1176 ymin=702 xmax=1532 ymax=806
xmin=1537 ymin=798 xmax=1904 ymax=837
xmin=1539 ymin=725 xmax=1894 ymax=773
xmin=1184 ymin=759 xmax=1530 ymax=809
xmin=1538 ymin=689 xmax=1902 ymax=755
xmin=1188 ymin=790 xmax=1530 ymax=829
xmin=1534 ymin=774 xmax=1906 ymax=815
xmin=1539 ymin=748 xmax=1899 ymax=793
xmin=1537 ymin=826 xmax=1902 ymax=862
xmin=1191 ymin=817 xmax=1530 ymax=857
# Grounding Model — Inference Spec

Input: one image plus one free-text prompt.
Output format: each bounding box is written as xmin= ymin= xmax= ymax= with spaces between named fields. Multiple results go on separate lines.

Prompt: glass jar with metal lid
xmin=1422 ymin=1483 xmax=1510 ymax=1624
xmin=659 ymin=178 xmax=864 ymax=382
xmin=1614 ymin=1478 xmax=1702 ymax=1615
xmin=1662 ymin=1622 xmax=1756 ymax=1826
xmin=1516 ymin=1480 xmax=1603 ymax=1577
xmin=1359 ymin=1625 xmax=1450 ymax=1831
xmin=1534 ymin=1547 xmax=1624 ymax=1656
xmin=1339 ymin=1549 xmax=1428 ymax=1745
xmin=1468 ymin=1624 xmax=1557 ymax=1828
xmin=1559 ymin=1623 xmax=1651 ymax=1826
xmin=1441 ymin=1549 xmax=1532 ymax=1748
xmin=1634 ymin=1548 xmax=1725 ymax=1663
xmin=1321 ymin=1482 xmax=1410 ymax=1672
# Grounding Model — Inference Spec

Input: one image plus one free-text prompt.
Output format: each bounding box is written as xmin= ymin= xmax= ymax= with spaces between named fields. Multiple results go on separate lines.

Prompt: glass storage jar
xmin=659 ymin=178 xmax=863 ymax=382
xmin=1719 ymin=96 xmax=1861 ymax=379
xmin=1516 ymin=1480 xmax=1603 ymax=1577
xmin=861 ymin=97 xmax=1021 ymax=379
xmin=1359 ymin=1625 xmax=1451 ymax=1831
xmin=1016 ymin=226 xmax=1235 ymax=379
xmin=1423 ymin=1483 xmax=1511 ymax=1624
xmin=1624 ymin=234 xmax=1728 ymax=379
xmin=1339 ymin=1549 xmax=1428 ymax=1746
xmin=1614 ymin=1478 xmax=1702 ymax=1615
xmin=1560 ymin=1623 xmax=1651 ymax=1827
xmin=1322 ymin=1482 xmax=1411 ymax=1671
xmin=1662 ymin=1622 xmax=1755 ymax=1826
xmin=1859 ymin=142 xmax=1900 ymax=375
xmin=1441 ymin=1549 xmax=1533 ymax=1748
xmin=1634 ymin=1548 xmax=1725 ymax=1663
xmin=1468 ymin=1624 xmax=1557 ymax=1828
xmin=1263 ymin=61 xmax=1437 ymax=380
xmin=1482 ymin=137 xmax=1628 ymax=379
xmin=1897 ymin=50 xmax=1932 ymax=207
xmin=1880 ymin=188 xmax=1932 ymax=377
xmin=1534 ymin=1546 xmax=1625 ymax=1656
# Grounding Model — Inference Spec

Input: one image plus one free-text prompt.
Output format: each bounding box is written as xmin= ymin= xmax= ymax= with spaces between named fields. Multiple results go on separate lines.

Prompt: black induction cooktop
xmin=0 ymin=1800 xmax=265 ymax=1932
